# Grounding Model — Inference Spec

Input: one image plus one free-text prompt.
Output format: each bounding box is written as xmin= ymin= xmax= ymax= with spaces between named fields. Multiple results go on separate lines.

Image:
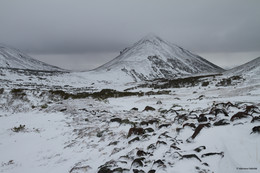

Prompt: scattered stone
xmin=170 ymin=144 xmax=181 ymax=150
xmin=198 ymin=114 xmax=208 ymax=122
xmin=201 ymin=81 xmax=209 ymax=87
xmin=230 ymin=112 xmax=249 ymax=121
xmin=121 ymin=119 xmax=135 ymax=126
xmin=194 ymin=146 xmax=206 ymax=152
xmin=158 ymin=133 xmax=171 ymax=139
xmin=147 ymin=144 xmax=156 ymax=151
xmin=213 ymin=119 xmax=230 ymax=126
xmin=181 ymin=154 xmax=201 ymax=162
xmin=141 ymin=134 xmax=151 ymax=139
xmin=108 ymin=141 xmax=119 ymax=146
xmin=127 ymin=127 xmax=145 ymax=138
xmin=158 ymin=123 xmax=171 ymax=129
xmin=148 ymin=119 xmax=159 ymax=124
xmin=174 ymin=114 xmax=188 ymax=124
xmin=133 ymin=169 xmax=145 ymax=173
xmin=251 ymin=126 xmax=260 ymax=134
xmin=136 ymin=150 xmax=147 ymax=157
xmin=209 ymin=108 xmax=228 ymax=117
xmin=0 ymin=88 xmax=4 ymax=94
xmin=60 ymin=108 xmax=67 ymax=112
xmin=97 ymin=131 xmax=104 ymax=138
xmin=202 ymin=163 xmax=209 ymax=167
xmin=191 ymin=123 xmax=211 ymax=139
xmin=79 ymin=108 xmax=88 ymax=112
xmin=69 ymin=165 xmax=91 ymax=173
xmin=132 ymin=158 xmax=145 ymax=167
xmin=251 ymin=116 xmax=260 ymax=123
xmin=183 ymin=123 xmax=196 ymax=129
xmin=141 ymin=119 xmax=159 ymax=126
xmin=201 ymin=152 xmax=224 ymax=158
xmin=153 ymin=159 xmax=165 ymax=167
xmin=143 ymin=106 xmax=156 ymax=111
xmin=156 ymin=140 xmax=167 ymax=146
xmin=159 ymin=108 xmax=168 ymax=114
xmin=1 ymin=160 xmax=14 ymax=166
xmin=110 ymin=118 xmax=122 ymax=123
xmin=128 ymin=137 xmax=140 ymax=144
xmin=145 ymin=128 xmax=154 ymax=133
xmin=156 ymin=100 xmax=162 ymax=104
xmin=176 ymin=127 xmax=183 ymax=133
xmin=215 ymin=102 xmax=235 ymax=109
xmin=198 ymin=95 xmax=205 ymax=100
xmin=112 ymin=167 xmax=130 ymax=172
xmin=98 ymin=166 xmax=112 ymax=173
xmin=171 ymin=137 xmax=183 ymax=145
xmin=131 ymin=107 xmax=139 ymax=111
xmin=11 ymin=125 xmax=26 ymax=132
xmin=245 ymin=105 xmax=259 ymax=114
xmin=140 ymin=121 xmax=149 ymax=126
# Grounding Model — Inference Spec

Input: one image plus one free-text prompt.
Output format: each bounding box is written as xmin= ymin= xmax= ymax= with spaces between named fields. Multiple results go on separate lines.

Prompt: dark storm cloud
xmin=0 ymin=0 xmax=260 ymax=70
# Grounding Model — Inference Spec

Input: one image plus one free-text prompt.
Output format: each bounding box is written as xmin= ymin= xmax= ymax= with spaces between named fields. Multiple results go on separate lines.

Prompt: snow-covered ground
xmin=0 ymin=67 xmax=259 ymax=173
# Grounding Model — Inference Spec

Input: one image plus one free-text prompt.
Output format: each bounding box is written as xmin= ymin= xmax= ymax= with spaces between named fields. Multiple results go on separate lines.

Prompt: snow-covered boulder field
xmin=0 ymin=68 xmax=259 ymax=173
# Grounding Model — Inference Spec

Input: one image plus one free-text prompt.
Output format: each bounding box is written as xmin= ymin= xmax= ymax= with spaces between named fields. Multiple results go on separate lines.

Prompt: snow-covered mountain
xmin=0 ymin=44 xmax=64 ymax=71
xmin=93 ymin=35 xmax=224 ymax=81
xmin=225 ymin=57 xmax=260 ymax=76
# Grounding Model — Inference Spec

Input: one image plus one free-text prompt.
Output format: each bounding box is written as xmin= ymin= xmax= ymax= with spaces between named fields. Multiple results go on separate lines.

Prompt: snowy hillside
xmin=224 ymin=57 xmax=260 ymax=84
xmin=93 ymin=35 xmax=224 ymax=81
xmin=0 ymin=44 xmax=64 ymax=71
xmin=225 ymin=57 xmax=260 ymax=76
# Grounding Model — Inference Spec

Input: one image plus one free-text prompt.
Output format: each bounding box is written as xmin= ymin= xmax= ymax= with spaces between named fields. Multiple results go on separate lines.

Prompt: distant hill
xmin=225 ymin=57 xmax=260 ymax=76
xmin=0 ymin=44 xmax=64 ymax=71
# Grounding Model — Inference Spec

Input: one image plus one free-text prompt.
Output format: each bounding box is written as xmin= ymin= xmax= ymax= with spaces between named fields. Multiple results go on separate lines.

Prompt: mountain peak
xmin=137 ymin=34 xmax=164 ymax=45
xmin=93 ymin=34 xmax=224 ymax=81
xmin=141 ymin=34 xmax=162 ymax=41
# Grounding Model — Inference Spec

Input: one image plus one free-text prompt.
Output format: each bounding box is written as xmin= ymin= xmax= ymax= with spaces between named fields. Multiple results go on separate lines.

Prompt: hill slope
xmin=0 ymin=44 xmax=64 ymax=71
xmin=93 ymin=35 xmax=224 ymax=81
xmin=225 ymin=57 xmax=260 ymax=76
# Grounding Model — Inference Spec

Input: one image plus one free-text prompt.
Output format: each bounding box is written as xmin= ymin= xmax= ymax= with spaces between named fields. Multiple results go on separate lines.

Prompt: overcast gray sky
xmin=1 ymin=0 xmax=260 ymax=70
